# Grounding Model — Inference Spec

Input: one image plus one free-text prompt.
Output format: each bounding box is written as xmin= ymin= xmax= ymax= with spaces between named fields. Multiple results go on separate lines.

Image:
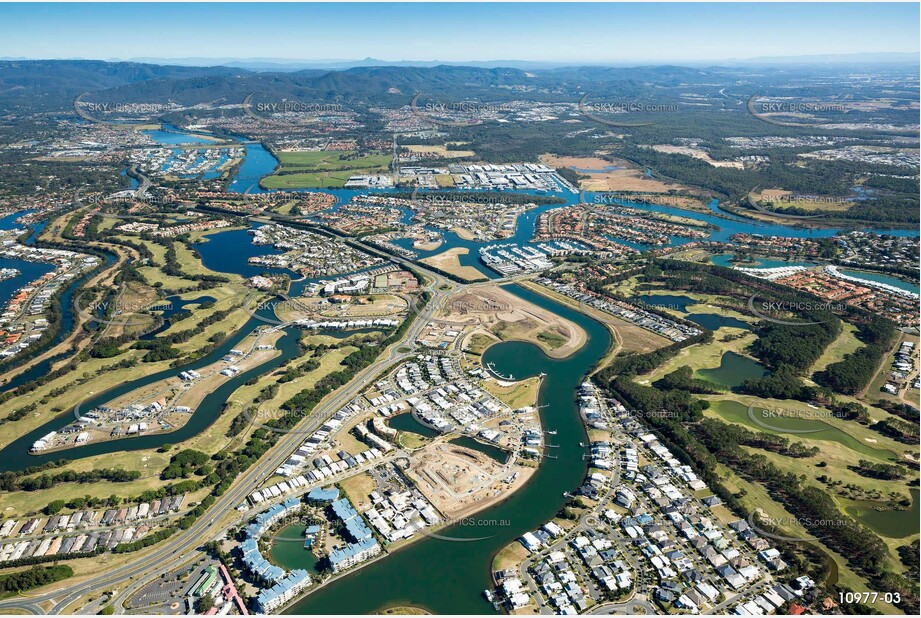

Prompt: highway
xmin=0 ymin=264 xmax=453 ymax=615
xmin=0 ymin=226 xmax=534 ymax=614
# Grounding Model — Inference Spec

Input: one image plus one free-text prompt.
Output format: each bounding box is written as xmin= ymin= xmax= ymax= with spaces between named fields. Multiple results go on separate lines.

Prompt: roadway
xmin=0 ymin=221 xmax=529 ymax=614
xmin=0 ymin=264 xmax=452 ymax=615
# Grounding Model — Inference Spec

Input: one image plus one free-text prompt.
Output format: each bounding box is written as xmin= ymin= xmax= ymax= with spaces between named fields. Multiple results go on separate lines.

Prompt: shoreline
xmin=279 ymin=282 xmax=609 ymax=613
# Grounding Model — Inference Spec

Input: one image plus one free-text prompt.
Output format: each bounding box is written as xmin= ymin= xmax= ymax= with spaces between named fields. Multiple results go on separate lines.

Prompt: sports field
xmin=261 ymin=150 xmax=393 ymax=188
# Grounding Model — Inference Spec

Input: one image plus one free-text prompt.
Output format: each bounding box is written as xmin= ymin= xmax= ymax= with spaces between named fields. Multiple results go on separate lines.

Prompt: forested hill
xmin=0 ymin=59 xmax=249 ymax=110
xmin=3 ymin=58 xmax=918 ymax=111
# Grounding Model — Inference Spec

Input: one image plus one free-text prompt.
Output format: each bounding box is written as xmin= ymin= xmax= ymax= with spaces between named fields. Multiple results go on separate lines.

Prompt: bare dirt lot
xmin=444 ymin=285 xmax=587 ymax=358
xmin=406 ymin=441 xmax=534 ymax=520
xmin=540 ymin=154 xmax=710 ymax=212
xmin=517 ymin=280 xmax=671 ymax=360
xmin=649 ymin=144 xmax=744 ymax=169
xmin=420 ymin=248 xmax=488 ymax=282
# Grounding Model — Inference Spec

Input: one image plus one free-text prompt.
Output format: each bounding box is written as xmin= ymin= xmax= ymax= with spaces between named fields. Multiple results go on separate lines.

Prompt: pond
xmin=387 ymin=412 xmax=440 ymax=439
xmin=631 ymin=293 xmax=699 ymax=313
xmin=269 ymin=523 xmax=324 ymax=574
xmin=696 ymin=351 xmax=767 ymax=389
xmin=845 ymin=488 xmax=920 ymax=539
xmin=686 ymin=313 xmax=751 ymax=332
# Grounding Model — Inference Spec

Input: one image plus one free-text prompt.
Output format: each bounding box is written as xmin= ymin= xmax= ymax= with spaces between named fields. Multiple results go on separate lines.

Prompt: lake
xmin=845 ymin=488 xmax=920 ymax=539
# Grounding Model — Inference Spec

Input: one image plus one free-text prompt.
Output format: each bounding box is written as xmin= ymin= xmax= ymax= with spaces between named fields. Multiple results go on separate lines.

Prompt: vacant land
xmin=408 ymin=441 xmax=534 ymax=520
xmin=403 ymin=144 xmax=475 ymax=158
xmin=757 ymin=188 xmax=853 ymax=213
xmin=420 ymin=248 xmax=488 ymax=282
xmin=261 ymin=150 xmax=393 ymax=189
xmin=480 ymin=376 xmax=541 ymax=409
xmin=519 ymin=280 xmax=671 ymax=356
xmin=443 ymin=285 xmax=587 ymax=359
xmin=539 ymin=153 xmax=710 ymax=212
xmin=649 ymin=144 xmax=744 ymax=169
xmin=492 ymin=540 xmax=530 ymax=572
xmin=339 ymin=471 xmax=377 ymax=511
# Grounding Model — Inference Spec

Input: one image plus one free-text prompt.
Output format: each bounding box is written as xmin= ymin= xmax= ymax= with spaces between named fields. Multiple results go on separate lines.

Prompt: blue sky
xmin=1 ymin=2 xmax=918 ymax=63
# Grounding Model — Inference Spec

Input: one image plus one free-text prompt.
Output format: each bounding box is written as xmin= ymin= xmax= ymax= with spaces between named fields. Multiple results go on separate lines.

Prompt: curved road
xmin=1 ymin=266 xmax=451 ymax=615
xmin=1 ymin=225 xmax=532 ymax=614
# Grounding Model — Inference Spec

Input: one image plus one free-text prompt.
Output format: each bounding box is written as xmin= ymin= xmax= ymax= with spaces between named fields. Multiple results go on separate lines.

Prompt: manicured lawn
xmin=262 ymin=150 xmax=393 ymax=188
xmin=810 ymin=322 xmax=862 ymax=374
xmin=261 ymin=171 xmax=353 ymax=189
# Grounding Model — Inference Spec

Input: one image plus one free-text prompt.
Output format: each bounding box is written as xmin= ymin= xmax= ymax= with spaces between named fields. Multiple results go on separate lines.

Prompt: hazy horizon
xmin=1 ymin=2 xmax=918 ymax=64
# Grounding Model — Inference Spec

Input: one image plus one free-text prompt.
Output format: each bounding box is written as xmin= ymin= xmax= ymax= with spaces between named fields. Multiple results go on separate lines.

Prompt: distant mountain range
xmin=3 ymin=52 xmax=917 ymax=72
xmin=0 ymin=54 xmax=916 ymax=111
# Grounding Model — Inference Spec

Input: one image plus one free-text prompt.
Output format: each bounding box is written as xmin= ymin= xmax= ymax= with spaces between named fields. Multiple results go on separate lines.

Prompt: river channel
xmin=0 ymin=127 xmax=917 ymax=610
xmin=147 ymin=128 xmax=919 ymax=283
xmin=0 ymin=305 xmax=301 ymax=472
xmin=279 ymin=284 xmax=611 ymax=614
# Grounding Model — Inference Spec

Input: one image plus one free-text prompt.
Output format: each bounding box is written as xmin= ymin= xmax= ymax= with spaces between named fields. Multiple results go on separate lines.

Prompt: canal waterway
xmin=0 ymin=305 xmax=302 ymax=472
xmin=283 ymin=284 xmax=611 ymax=614
xmin=143 ymin=128 xmax=919 ymax=283
xmin=449 ymin=436 xmax=511 ymax=465
xmin=0 ymin=212 xmax=117 ymax=394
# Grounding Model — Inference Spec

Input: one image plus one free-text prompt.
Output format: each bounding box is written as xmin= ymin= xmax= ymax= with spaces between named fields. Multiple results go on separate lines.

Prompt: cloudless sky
xmin=1 ymin=2 xmax=918 ymax=63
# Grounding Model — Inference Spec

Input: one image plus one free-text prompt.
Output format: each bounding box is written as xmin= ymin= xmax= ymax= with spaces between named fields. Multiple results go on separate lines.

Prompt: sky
xmin=0 ymin=2 xmax=918 ymax=64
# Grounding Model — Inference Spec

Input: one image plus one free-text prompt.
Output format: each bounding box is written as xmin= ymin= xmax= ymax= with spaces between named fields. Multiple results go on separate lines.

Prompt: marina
xmin=285 ymin=284 xmax=612 ymax=614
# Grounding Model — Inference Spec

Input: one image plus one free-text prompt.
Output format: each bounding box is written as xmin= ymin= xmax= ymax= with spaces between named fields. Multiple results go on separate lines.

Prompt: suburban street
xmin=1 ymin=262 xmax=453 ymax=615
